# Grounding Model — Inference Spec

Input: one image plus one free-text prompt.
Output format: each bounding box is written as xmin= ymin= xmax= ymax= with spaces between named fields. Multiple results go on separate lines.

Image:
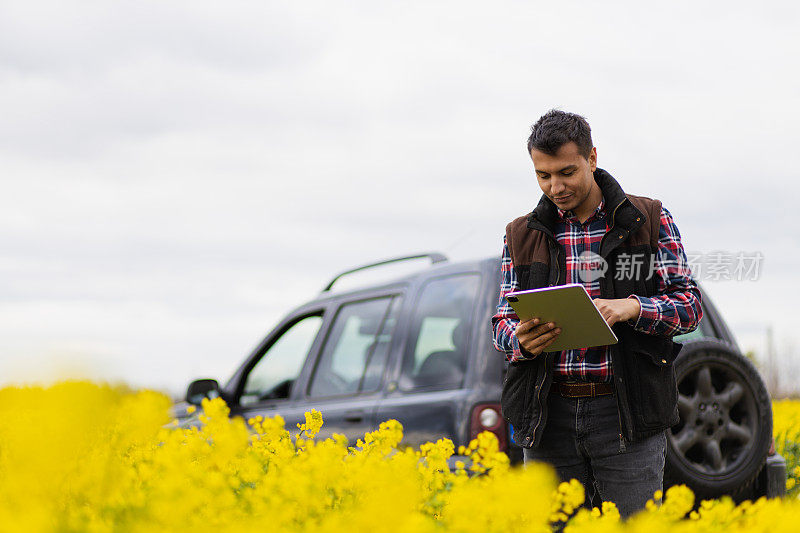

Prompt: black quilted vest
xmin=500 ymin=168 xmax=684 ymax=447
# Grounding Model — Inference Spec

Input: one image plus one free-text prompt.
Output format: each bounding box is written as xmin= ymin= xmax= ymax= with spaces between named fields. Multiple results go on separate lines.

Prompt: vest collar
xmin=526 ymin=167 xmax=643 ymax=234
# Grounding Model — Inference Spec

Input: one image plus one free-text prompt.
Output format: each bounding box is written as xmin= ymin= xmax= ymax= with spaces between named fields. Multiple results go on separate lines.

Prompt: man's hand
xmin=593 ymin=298 xmax=641 ymax=327
xmin=514 ymin=318 xmax=561 ymax=358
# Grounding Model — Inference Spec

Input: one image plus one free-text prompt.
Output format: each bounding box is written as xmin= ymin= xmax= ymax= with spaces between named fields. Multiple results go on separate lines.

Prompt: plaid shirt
xmin=491 ymin=197 xmax=702 ymax=383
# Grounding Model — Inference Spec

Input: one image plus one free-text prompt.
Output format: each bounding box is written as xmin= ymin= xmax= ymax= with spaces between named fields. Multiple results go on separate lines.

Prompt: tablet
xmin=505 ymin=283 xmax=618 ymax=352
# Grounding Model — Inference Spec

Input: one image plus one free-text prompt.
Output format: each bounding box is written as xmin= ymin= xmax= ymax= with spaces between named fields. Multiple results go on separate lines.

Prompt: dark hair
xmin=527 ymin=109 xmax=593 ymax=159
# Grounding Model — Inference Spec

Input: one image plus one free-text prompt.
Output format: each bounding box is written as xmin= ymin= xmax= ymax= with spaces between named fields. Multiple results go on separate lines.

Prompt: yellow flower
xmin=4 ymin=384 xmax=800 ymax=532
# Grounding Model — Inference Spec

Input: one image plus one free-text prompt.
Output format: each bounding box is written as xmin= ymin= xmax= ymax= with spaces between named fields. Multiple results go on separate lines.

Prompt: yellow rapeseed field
xmin=2 ymin=381 xmax=800 ymax=532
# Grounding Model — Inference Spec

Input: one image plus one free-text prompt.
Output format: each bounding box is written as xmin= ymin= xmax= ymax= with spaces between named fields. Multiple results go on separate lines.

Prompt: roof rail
xmin=322 ymin=252 xmax=448 ymax=292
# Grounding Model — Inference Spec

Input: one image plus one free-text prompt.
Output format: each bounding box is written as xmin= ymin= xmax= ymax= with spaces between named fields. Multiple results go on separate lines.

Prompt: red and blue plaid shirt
xmin=491 ymin=197 xmax=702 ymax=383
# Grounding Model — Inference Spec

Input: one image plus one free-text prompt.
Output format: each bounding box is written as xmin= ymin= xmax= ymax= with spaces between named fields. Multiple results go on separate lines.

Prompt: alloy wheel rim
xmin=669 ymin=357 xmax=758 ymax=476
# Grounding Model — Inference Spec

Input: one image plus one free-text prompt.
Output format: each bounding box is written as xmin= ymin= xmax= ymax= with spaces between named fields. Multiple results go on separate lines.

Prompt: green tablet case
xmin=505 ymin=283 xmax=619 ymax=352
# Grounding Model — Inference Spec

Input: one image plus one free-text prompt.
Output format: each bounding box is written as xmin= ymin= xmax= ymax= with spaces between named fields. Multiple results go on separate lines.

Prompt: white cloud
xmin=1 ymin=0 xmax=798 ymax=394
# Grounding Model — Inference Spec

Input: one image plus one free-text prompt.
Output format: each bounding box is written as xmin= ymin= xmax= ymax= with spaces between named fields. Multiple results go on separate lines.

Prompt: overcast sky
xmin=1 ymin=0 xmax=798 ymax=396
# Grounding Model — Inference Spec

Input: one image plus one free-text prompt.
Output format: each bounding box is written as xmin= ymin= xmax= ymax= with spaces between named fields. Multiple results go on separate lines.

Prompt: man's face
xmin=530 ymin=141 xmax=598 ymax=214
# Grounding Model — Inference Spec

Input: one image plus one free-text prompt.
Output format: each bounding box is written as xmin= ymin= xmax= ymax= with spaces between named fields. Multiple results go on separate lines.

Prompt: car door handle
xmin=344 ymin=410 xmax=364 ymax=423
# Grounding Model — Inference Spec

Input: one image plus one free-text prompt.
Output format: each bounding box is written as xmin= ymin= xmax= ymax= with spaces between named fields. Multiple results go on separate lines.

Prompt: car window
xmin=308 ymin=296 xmax=401 ymax=398
xmin=399 ymin=273 xmax=480 ymax=391
xmin=674 ymin=312 xmax=715 ymax=343
xmin=361 ymin=296 xmax=402 ymax=392
xmin=240 ymin=314 xmax=323 ymax=406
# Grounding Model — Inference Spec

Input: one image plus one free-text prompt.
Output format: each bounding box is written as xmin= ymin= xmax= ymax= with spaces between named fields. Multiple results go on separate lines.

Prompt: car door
xmin=375 ymin=273 xmax=482 ymax=449
xmin=232 ymin=310 xmax=328 ymax=434
xmin=297 ymin=293 xmax=404 ymax=445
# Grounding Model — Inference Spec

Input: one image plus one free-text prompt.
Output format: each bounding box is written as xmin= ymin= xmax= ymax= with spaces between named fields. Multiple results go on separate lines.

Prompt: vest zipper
xmin=599 ymin=197 xmax=627 ymax=257
xmin=529 ymin=353 xmax=551 ymax=446
xmin=524 ymin=234 xmax=564 ymax=447
xmin=529 ymin=237 xmax=559 ymax=445
xmin=555 ymin=246 xmax=562 ymax=285
xmin=603 ymin=197 xmax=628 ymax=453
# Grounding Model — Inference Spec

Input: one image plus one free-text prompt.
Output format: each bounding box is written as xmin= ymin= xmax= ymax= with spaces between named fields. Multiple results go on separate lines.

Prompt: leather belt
xmin=555 ymin=381 xmax=615 ymax=398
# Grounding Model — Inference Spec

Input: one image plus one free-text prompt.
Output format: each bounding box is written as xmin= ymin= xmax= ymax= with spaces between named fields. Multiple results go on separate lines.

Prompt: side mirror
xmin=186 ymin=378 xmax=221 ymax=406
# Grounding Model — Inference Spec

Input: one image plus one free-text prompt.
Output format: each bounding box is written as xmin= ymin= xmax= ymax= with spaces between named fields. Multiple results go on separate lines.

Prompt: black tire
xmin=664 ymin=338 xmax=772 ymax=500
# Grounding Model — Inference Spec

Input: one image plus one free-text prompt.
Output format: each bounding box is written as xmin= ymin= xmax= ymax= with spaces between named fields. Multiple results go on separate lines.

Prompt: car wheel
xmin=664 ymin=338 xmax=772 ymax=499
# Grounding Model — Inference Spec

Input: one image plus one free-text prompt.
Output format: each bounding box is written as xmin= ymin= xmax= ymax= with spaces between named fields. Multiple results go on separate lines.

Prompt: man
xmin=491 ymin=109 xmax=702 ymax=518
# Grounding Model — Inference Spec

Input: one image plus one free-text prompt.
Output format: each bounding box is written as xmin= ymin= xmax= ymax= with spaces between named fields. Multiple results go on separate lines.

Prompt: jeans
xmin=523 ymin=389 xmax=667 ymax=519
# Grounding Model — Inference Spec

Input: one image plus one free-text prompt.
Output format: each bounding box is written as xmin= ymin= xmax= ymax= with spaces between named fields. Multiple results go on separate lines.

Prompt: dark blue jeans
xmin=523 ymin=389 xmax=666 ymax=519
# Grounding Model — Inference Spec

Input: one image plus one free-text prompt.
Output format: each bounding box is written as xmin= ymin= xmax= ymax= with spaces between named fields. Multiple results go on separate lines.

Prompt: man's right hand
xmin=514 ymin=318 xmax=561 ymax=358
